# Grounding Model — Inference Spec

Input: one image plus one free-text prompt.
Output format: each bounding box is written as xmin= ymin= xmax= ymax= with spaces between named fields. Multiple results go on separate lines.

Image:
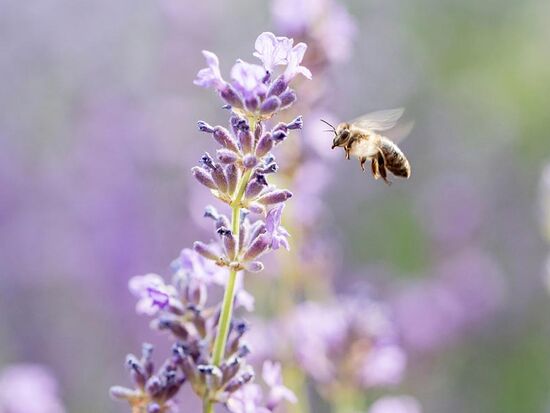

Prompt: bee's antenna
xmin=320 ymin=119 xmax=336 ymax=133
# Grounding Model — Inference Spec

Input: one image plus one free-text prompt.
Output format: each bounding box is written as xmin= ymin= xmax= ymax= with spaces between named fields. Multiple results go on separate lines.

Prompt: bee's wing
xmin=351 ymin=108 xmax=405 ymax=132
xmin=384 ymin=119 xmax=415 ymax=144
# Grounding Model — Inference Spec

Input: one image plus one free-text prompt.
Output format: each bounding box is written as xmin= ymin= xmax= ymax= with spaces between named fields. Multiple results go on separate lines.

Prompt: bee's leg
xmin=371 ymin=158 xmax=380 ymax=179
xmin=377 ymin=151 xmax=392 ymax=185
xmin=344 ymin=147 xmax=351 ymax=160
xmin=360 ymin=157 xmax=367 ymax=171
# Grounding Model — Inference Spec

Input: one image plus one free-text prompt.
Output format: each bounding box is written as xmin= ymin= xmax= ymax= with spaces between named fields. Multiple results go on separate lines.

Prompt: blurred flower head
xmin=271 ymin=0 xmax=357 ymax=65
xmin=394 ymin=249 xmax=504 ymax=352
xmin=286 ymin=297 xmax=405 ymax=389
xmin=368 ymin=396 xmax=422 ymax=413
xmin=0 ymin=364 xmax=66 ymax=413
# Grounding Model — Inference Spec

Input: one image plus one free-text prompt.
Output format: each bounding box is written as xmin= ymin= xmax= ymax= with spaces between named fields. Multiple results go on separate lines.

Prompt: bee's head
xmin=321 ymin=119 xmax=351 ymax=149
xmin=332 ymin=127 xmax=351 ymax=149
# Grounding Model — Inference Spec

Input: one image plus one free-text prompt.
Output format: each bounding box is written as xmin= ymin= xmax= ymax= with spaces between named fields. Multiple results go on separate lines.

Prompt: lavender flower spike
xmin=114 ymin=32 xmax=309 ymax=413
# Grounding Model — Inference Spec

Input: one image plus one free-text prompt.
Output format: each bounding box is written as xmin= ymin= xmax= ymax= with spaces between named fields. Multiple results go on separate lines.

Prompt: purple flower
xmin=176 ymin=248 xmax=225 ymax=285
xmin=286 ymin=302 xmax=347 ymax=382
xmin=286 ymin=298 xmax=403 ymax=388
xmin=262 ymin=361 xmax=297 ymax=409
xmin=359 ymin=345 xmax=406 ymax=388
xmin=0 ymin=364 xmax=66 ymax=413
xmin=283 ymin=43 xmax=312 ymax=81
xmin=393 ymin=250 xmax=503 ymax=352
xmin=230 ymin=60 xmax=267 ymax=99
xmin=368 ymin=396 xmax=422 ymax=413
xmin=128 ymin=273 xmax=177 ymax=315
xmin=227 ymin=384 xmax=270 ymax=413
xmin=194 ymin=32 xmax=310 ymax=118
xmin=265 ymin=204 xmax=290 ymax=250
xmin=253 ymin=32 xmax=293 ymax=72
xmin=194 ymin=50 xmax=226 ymax=91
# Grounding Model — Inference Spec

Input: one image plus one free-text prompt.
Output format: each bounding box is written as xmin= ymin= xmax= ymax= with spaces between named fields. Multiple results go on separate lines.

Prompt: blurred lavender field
xmin=1 ymin=0 xmax=550 ymax=412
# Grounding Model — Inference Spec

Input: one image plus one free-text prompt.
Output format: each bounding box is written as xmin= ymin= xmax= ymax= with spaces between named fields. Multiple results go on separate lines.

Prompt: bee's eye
xmin=339 ymin=130 xmax=350 ymax=142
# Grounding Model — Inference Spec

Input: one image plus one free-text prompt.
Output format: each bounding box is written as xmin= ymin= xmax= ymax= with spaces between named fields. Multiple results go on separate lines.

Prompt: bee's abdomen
xmin=380 ymin=138 xmax=411 ymax=178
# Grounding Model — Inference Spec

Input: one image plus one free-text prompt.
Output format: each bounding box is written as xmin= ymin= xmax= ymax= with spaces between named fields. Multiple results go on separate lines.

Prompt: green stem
xmin=203 ymin=397 xmax=214 ymax=413
xmin=204 ymin=125 xmax=255 ymax=412
xmin=211 ymin=168 xmax=252 ymax=366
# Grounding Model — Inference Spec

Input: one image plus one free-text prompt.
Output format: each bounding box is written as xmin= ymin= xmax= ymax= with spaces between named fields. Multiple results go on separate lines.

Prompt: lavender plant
xmin=110 ymin=32 xmax=310 ymax=413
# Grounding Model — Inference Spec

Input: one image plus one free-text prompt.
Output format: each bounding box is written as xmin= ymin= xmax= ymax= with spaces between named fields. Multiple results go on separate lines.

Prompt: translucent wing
xmin=351 ymin=108 xmax=405 ymax=132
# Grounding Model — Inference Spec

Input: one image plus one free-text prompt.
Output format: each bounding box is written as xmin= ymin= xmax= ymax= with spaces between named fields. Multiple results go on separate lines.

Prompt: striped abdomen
xmin=380 ymin=137 xmax=411 ymax=178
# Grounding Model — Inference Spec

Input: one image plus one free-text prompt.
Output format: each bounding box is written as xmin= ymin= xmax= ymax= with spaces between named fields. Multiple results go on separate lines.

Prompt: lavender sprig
xmin=111 ymin=32 xmax=310 ymax=413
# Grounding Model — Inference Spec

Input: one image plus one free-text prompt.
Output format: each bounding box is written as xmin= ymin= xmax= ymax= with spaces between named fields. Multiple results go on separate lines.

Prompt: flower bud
xmin=226 ymin=164 xmax=239 ymax=196
xmin=247 ymin=203 xmax=265 ymax=214
xmin=197 ymin=120 xmax=215 ymax=133
xmin=193 ymin=241 xmax=219 ymax=261
xmin=217 ymin=227 xmax=237 ymax=259
xmin=287 ymin=115 xmax=303 ymax=130
xmin=191 ymin=167 xmax=217 ymax=190
xmin=200 ymin=152 xmax=216 ymax=170
xmin=217 ymin=148 xmax=239 ymax=164
xmin=238 ymin=129 xmax=254 ymax=154
xmin=242 ymin=234 xmax=271 ymax=261
xmin=231 ymin=116 xmax=249 ymax=133
xmin=109 ymin=386 xmax=139 ymax=401
xmin=279 ymin=89 xmax=296 ymax=109
xmin=254 ymin=122 xmax=263 ymax=143
xmin=145 ymin=376 xmax=163 ymax=398
xmin=213 ymin=126 xmax=240 ymax=152
xmin=203 ymin=205 xmax=220 ymax=220
xmin=260 ymin=96 xmax=281 ymax=115
xmin=255 ymin=132 xmax=274 ymax=157
xmin=257 ymin=190 xmax=293 ymax=205
xmin=272 ymin=122 xmax=288 ymax=133
xmin=245 ymin=96 xmax=260 ymax=112
xmin=198 ymin=365 xmax=223 ymax=391
xmin=243 ymin=154 xmax=258 ymax=169
xmin=271 ymin=130 xmax=287 ymax=143
xmin=257 ymin=162 xmax=279 ymax=174
xmin=156 ymin=318 xmax=190 ymax=340
xmin=211 ymin=164 xmax=228 ymax=193
xmin=221 ymin=357 xmax=241 ymax=384
xmin=244 ymin=174 xmax=268 ymax=200
xmin=267 ymin=74 xmax=288 ymax=97
xmin=179 ymin=354 xmax=197 ymax=383
xmin=126 ymin=355 xmax=147 ymax=388
xmin=141 ymin=343 xmax=154 ymax=377
xmin=244 ymin=261 xmax=264 ymax=272
xmin=185 ymin=281 xmax=207 ymax=308
xmin=215 ymin=214 xmax=230 ymax=231
xmin=221 ymin=84 xmax=244 ymax=109
xmin=224 ymin=371 xmax=254 ymax=393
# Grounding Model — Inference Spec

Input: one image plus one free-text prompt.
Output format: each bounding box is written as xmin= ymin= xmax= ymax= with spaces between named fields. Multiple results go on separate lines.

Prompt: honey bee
xmin=322 ymin=108 xmax=411 ymax=185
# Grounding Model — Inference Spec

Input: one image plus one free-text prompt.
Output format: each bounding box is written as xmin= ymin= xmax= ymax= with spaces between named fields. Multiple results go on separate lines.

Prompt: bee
xmin=322 ymin=108 xmax=411 ymax=185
